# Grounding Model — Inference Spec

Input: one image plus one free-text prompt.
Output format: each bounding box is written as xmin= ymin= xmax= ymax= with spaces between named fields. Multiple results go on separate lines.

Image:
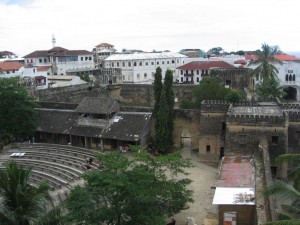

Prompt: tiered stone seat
xmin=1 ymin=143 xmax=100 ymax=202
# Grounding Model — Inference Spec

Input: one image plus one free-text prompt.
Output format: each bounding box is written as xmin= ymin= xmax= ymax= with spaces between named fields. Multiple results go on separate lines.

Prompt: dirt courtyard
xmin=172 ymin=148 xmax=219 ymax=225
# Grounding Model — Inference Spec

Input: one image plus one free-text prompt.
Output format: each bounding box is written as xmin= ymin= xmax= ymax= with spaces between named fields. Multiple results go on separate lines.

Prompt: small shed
xmin=212 ymin=156 xmax=256 ymax=225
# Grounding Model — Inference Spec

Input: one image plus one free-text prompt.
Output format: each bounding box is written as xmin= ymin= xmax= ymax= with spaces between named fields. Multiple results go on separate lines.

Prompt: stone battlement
xmin=280 ymin=103 xmax=300 ymax=109
xmin=201 ymin=100 xmax=231 ymax=112
xmin=287 ymin=111 xmax=300 ymax=121
xmin=227 ymin=113 xmax=287 ymax=126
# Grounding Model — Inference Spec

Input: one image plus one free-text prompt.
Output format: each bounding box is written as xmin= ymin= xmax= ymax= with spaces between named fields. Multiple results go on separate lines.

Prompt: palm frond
xmin=263 ymin=180 xmax=300 ymax=200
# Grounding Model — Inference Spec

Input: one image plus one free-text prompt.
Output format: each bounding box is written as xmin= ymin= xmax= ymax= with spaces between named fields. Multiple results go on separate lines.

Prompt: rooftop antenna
xmin=52 ymin=34 xmax=56 ymax=48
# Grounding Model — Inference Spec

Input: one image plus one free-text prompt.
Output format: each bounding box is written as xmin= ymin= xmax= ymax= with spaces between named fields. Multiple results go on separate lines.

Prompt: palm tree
xmin=263 ymin=154 xmax=300 ymax=225
xmin=0 ymin=162 xmax=52 ymax=225
xmin=255 ymin=77 xmax=286 ymax=98
xmin=249 ymin=43 xmax=283 ymax=83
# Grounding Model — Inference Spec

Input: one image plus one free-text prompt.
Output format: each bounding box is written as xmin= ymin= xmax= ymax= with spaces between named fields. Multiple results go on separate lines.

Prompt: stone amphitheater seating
xmin=0 ymin=143 xmax=101 ymax=204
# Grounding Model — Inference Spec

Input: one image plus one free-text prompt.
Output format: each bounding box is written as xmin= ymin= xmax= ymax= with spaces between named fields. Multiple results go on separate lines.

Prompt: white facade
xmin=48 ymin=75 xmax=86 ymax=88
xmin=24 ymin=48 xmax=94 ymax=76
xmin=104 ymin=52 xmax=187 ymax=84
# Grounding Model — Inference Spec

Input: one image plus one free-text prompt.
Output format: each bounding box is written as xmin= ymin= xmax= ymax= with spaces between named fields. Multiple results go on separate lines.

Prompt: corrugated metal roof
xmin=212 ymin=187 xmax=255 ymax=205
xmin=105 ymin=52 xmax=187 ymax=61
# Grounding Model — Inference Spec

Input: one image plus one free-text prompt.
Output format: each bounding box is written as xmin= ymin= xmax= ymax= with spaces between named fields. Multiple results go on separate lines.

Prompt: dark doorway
xmin=220 ymin=147 xmax=224 ymax=159
xmin=283 ymin=86 xmax=297 ymax=101
xmin=206 ymin=145 xmax=211 ymax=153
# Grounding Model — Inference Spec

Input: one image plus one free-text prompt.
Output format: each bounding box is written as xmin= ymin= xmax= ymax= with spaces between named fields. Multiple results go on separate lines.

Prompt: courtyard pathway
xmin=172 ymin=148 xmax=219 ymax=225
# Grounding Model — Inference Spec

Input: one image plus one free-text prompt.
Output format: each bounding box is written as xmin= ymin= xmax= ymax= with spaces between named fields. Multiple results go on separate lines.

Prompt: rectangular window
xmin=117 ymin=62 xmax=119 ymax=67
xmin=151 ymin=61 xmax=154 ymax=65
xmin=145 ymin=62 xmax=148 ymax=66
xmin=197 ymin=70 xmax=199 ymax=75
xmin=139 ymin=61 xmax=142 ymax=66
xmin=44 ymin=58 xmax=47 ymax=63
xmin=177 ymin=59 xmax=179 ymax=63
xmin=167 ymin=61 xmax=169 ymax=64
xmin=272 ymin=136 xmax=278 ymax=145
xmin=128 ymin=62 xmax=131 ymax=67
xmin=162 ymin=61 xmax=164 ymax=64
xmin=239 ymin=135 xmax=246 ymax=144
xmin=81 ymin=57 xmax=83 ymax=61
xmin=144 ymin=73 xmax=147 ymax=78
xmin=39 ymin=59 xmax=42 ymax=63
xmin=112 ymin=62 xmax=114 ymax=67
xmin=206 ymin=145 xmax=211 ymax=152
xmin=181 ymin=70 xmax=183 ymax=75
xmin=157 ymin=61 xmax=159 ymax=65
xmin=122 ymin=62 xmax=125 ymax=67
xmin=85 ymin=57 xmax=88 ymax=60
xmin=137 ymin=74 xmax=140 ymax=80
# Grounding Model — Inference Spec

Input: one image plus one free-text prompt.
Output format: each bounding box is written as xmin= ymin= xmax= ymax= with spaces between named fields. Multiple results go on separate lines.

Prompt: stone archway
xmin=283 ymin=86 xmax=298 ymax=101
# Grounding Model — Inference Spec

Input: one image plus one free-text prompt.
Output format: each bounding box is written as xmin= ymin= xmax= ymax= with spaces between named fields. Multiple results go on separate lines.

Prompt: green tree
xmin=64 ymin=150 xmax=193 ymax=225
xmin=155 ymin=88 xmax=170 ymax=153
xmin=193 ymin=77 xmax=228 ymax=107
xmin=249 ymin=43 xmax=283 ymax=82
xmin=263 ymin=154 xmax=300 ymax=225
xmin=163 ymin=69 xmax=175 ymax=148
xmin=153 ymin=67 xmax=162 ymax=117
xmin=255 ymin=77 xmax=286 ymax=99
xmin=0 ymin=162 xmax=51 ymax=225
xmin=0 ymin=77 xmax=37 ymax=144
xmin=225 ymin=89 xmax=244 ymax=103
xmin=80 ymin=73 xmax=91 ymax=82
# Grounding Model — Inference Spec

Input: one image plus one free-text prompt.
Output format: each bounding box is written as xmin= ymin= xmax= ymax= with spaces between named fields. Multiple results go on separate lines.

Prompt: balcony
xmin=183 ymin=73 xmax=194 ymax=77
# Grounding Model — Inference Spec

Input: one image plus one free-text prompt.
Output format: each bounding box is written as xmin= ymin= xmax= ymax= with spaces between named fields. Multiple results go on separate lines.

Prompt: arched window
xmin=293 ymin=74 xmax=296 ymax=81
xmin=285 ymin=74 xmax=288 ymax=81
xmin=289 ymin=74 xmax=292 ymax=81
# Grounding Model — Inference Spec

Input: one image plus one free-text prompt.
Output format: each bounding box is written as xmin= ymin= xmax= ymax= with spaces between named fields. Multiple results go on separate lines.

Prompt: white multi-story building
xmin=24 ymin=47 xmax=94 ymax=75
xmin=93 ymin=43 xmax=116 ymax=68
xmin=104 ymin=52 xmax=187 ymax=84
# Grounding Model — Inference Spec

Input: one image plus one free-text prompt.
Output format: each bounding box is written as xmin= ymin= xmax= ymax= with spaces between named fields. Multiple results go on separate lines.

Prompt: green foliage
xmin=225 ymin=89 xmax=244 ymax=103
xmin=155 ymin=69 xmax=175 ymax=153
xmin=64 ymin=150 xmax=193 ymax=225
xmin=153 ymin=67 xmax=162 ymax=117
xmin=179 ymin=100 xmax=197 ymax=109
xmin=193 ymin=77 xmax=228 ymax=107
xmin=249 ymin=43 xmax=283 ymax=82
xmin=255 ymin=77 xmax=286 ymax=98
xmin=0 ymin=77 xmax=37 ymax=144
xmin=79 ymin=73 xmax=91 ymax=82
xmin=0 ymin=162 xmax=52 ymax=225
xmin=263 ymin=154 xmax=300 ymax=224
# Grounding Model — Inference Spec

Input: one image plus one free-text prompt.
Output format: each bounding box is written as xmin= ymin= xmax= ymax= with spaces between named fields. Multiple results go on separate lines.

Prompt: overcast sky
xmin=1 ymin=0 xmax=299 ymax=57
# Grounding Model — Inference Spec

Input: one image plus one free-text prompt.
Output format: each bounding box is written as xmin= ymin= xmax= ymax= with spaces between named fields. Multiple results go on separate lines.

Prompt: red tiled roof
xmin=234 ymin=59 xmax=247 ymax=64
xmin=37 ymin=66 xmax=51 ymax=72
xmin=274 ymin=54 xmax=300 ymax=61
xmin=35 ymin=76 xmax=46 ymax=80
xmin=0 ymin=62 xmax=23 ymax=71
xmin=245 ymin=54 xmax=258 ymax=61
xmin=218 ymin=156 xmax=255 ymax=187
xmin=96 ymin=43 xmax=114 ymax=48
xmin=177 ymin=61 xmax=234 ymax=70
xmin=54 ymin=50 xmax=92 ymax=56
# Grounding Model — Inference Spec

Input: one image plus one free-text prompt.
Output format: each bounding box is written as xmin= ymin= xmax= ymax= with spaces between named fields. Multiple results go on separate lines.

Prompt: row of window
xmin=109 ymin=59 xmax=180 ymax=68
xmin=285 ymin=74 xmax=296 ymax=81
xmin=180 ymin=69 xmax=209 ymax=75
xmin=27 ymin=56 xmax=93 ymax=64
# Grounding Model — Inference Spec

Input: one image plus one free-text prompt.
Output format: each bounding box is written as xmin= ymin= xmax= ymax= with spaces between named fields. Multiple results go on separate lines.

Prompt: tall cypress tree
xmin=164 ymin=69 xmax=174 ymax=147
xmin=153 ymin=67 xmax=162 ymax=118
xmin=155 ymin=69 xmax=175 ymax=153
xmin=155 ymin=88 xmax=169 ymax=152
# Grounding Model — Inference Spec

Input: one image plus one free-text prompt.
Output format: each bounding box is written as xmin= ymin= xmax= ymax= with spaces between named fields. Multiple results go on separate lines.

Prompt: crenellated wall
xmin=226 ymin=114 xmax=287 ymax=126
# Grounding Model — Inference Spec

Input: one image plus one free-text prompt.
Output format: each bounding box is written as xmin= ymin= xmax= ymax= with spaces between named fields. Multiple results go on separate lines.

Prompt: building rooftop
xmin=176 ymin=61 xmax=234 ymax=70
xmin=230 ymin=105 xmax=283 ymax=117
xmin=0 ymin=61 xmax=23 ymax=71
xmin=105 ymin=52 xmax=186 ymax=61
xmin=75 ymin=97 xmax=119 ymax=115
xmin=274 ymin=54 xmax=300 ymax=61
xmin=212 ymin=187 xmax=255 ymax=205
xmin=218 ymin=156 xmax=255 ymax=187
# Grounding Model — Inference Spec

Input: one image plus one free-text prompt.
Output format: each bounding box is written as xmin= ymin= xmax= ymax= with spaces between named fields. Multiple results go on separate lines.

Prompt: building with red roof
xmin=23 ymin=47 xmax=94 ymax=75
xmin=213 ymin=156 xmax=256 ymax=225
xmin=0 ymin=62 xmax=24 ymax=75
xmin=176 ymin=61 xmax=234 ymax=84
xmin=274 ymin=54 xmax=300 ymax=61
